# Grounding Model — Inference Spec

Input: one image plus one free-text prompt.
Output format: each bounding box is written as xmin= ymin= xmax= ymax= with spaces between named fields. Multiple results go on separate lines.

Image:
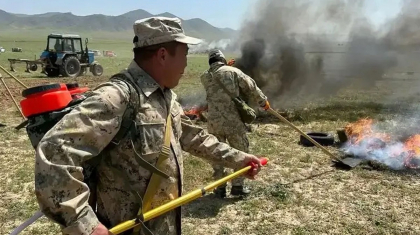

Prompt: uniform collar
xmin=127 ymin=60 xmax=161 ymax=97
xmin=210 ymin=61 xmax=225 ymax=71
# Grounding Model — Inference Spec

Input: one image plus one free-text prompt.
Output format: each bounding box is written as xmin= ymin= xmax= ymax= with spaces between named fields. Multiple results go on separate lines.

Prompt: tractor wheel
xmin=60 ymin=56 xmax=81 ymax=78
xmin=45 ymin=67 xmax=60 ymax=77
xmin=91 ymin=64 xmax=103 ymax=76
xmin=29 ymin=63 xmax=38 ymax=71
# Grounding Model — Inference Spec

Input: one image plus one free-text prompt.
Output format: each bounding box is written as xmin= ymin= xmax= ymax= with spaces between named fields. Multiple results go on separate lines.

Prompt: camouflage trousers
xmin=211 ymin=133 xmax=250 ymax=187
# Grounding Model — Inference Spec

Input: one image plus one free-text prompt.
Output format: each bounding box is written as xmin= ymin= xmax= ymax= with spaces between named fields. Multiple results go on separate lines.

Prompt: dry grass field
xmin=1 ymin=38 xmax=420 ymax=235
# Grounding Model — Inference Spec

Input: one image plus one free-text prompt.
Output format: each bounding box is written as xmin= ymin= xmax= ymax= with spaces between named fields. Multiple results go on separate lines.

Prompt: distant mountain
xmin=0 ymin=9 xmax=237 ymax=41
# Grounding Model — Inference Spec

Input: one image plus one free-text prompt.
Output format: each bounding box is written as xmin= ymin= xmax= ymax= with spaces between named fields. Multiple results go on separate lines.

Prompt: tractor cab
xmin=42 ymin=34 xmax=85 ymax=65
xmin=40 ymin=33 xmax=102 ymax=78
xmin=47 ymin=34 xmax=83 ymax=53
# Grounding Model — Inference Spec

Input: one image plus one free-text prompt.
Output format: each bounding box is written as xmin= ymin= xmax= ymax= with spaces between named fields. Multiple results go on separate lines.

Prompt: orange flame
xmin=184 ymin=105 xmax=208 ymax=120
xmin=344 ymin=118 xmax=390 ymax=144
xmin=344 ymin=118 xmax=420 ymax=169
xmin=404 ymin=135 xmax=420 ymax=155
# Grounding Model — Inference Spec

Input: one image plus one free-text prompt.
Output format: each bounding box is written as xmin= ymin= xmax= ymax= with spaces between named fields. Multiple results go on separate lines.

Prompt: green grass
xmin=0 ymin=39 xmax=130 ymax=79
xmin=0 ymin=36 xmax=216 ymax=81
xmin=2 ymin=36 xmax=420 ymax=235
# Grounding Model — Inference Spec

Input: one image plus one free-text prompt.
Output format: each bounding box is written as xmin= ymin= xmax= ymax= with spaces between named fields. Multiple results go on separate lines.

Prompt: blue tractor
xmin=40 ymin=33 xmax=103 ymax=78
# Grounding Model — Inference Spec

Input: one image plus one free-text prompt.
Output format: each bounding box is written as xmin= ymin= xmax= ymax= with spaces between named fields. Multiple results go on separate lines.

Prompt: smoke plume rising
xmin=189 ymin=39 xmax=233 ymax=54
xmin=223 ymin=0 xmax=420 ymax=170
xmin=177 ymin=89 xmax=207 ymax=109
xmin=231 ymin=0 xmax=420 ymax=109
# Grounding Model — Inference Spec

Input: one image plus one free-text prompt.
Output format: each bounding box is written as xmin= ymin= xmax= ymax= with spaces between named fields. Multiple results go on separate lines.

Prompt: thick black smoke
xmin=232 ymin=0 xmax=417 ymax=109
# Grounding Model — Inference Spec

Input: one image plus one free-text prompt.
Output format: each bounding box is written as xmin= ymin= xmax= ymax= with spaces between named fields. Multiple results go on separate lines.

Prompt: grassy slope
xmin=1 ymin=36 xmax=420 ymax=235
xmin=0 ymin=9 xmax=236 ymax=43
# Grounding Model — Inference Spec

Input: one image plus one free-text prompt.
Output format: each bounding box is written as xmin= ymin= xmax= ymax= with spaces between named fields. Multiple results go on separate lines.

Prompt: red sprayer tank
xmin=20 ymin=83 xmax=90 ymax=118
xmin=66 ymin=83 xmax=90 ymax=97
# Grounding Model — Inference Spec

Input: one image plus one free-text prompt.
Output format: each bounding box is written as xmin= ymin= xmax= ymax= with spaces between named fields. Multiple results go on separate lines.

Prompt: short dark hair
xmin=133 ymin=36 xmax=179 ymax=61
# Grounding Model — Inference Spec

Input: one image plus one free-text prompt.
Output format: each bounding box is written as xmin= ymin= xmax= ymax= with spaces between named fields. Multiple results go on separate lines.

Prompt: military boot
xmin=230 ymin=185 xmax=251 ymax=196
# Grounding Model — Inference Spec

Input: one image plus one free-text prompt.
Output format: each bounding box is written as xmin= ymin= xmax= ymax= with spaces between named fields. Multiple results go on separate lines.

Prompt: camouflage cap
xmin=133 ymin=17 xmax=202 ymax=48
xmin=208 ymin=49 xmax=225 ymax=60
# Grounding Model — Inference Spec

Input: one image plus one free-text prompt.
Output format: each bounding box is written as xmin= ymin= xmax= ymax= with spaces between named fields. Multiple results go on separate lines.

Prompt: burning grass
xmin=183 ymin=105 xmax=208 ymax=121
xmin=342 ymin=118 xmax=420 ymax=170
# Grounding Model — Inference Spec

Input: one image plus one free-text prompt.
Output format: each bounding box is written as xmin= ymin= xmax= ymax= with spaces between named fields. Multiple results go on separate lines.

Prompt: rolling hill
xmin=0 ymin=9 xmax=237 ymax=42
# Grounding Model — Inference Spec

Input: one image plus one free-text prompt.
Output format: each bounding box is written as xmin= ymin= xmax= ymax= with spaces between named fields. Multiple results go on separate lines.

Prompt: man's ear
xmin=157 ymin=47 xmax=167 ymax=65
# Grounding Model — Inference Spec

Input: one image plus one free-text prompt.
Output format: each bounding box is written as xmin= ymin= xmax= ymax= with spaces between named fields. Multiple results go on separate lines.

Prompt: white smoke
xmin=341 ymin=137 xmax=408 ymax=170
xmin=189 ymin=39 xmax=233 ymax=54
xmin=340 ymin=117 xmax=420 ymax=170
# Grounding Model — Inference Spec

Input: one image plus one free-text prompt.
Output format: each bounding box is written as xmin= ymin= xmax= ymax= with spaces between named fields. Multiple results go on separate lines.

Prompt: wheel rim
xmin=30 ymin=64 xmax=37 ymax=71
xmin=95 ymin=66 xmax=103 ymax=74
xmin=67 ymin=61 xmax=80 ymax=75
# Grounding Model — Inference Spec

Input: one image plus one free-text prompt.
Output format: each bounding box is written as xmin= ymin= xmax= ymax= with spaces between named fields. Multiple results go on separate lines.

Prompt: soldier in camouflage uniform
xmin=200 ymin=49 xmax=269 ymax=198
xmin=34 ymin=17 xmax=263 ymax=235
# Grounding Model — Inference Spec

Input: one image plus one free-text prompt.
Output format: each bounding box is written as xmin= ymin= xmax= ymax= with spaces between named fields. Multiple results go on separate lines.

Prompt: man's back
xmin=201 ymin=62 xmax=267 ymax=135
xmin=201 ymin=63 xmax=243 ymax=132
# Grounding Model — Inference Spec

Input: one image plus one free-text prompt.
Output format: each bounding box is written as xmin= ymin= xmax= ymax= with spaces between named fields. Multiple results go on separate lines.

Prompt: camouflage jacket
xmin=200 ymin=62 xmax=267 ymax=134
xmin=34 ymin=60 xmax=249 ymax=235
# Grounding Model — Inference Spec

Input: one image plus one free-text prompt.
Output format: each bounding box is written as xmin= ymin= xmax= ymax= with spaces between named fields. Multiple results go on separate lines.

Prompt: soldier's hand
xmin=261 ymin=100 xmax=270 ymax=110
xmin=242 ymin=155 xmax=263 ymax=179
xmin=92 ymin=223 xmax=114 ymax=235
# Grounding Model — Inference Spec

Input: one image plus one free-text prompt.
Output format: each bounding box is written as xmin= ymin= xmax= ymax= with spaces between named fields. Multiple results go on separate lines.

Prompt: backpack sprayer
xmin=15 ymin=82 xmax=91 ymax=145
xmin=9 ymin=81 xmax=270 ymax=234
xmin=20 ymin=83 xmax=89 ymax=117
xmin=10 ymin=82 xmax=90 ymax=235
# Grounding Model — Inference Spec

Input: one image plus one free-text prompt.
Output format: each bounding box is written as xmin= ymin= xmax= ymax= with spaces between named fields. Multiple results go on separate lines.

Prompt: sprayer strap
xmin=133 ymin=110 xmax=173 ymax=234
xmin=109 ymin=75 xmax=139 ymax=145
xmin=210 ymin=71 xmax=237 ymax=100
xmin=141 ymin=112 xmax=172 ymax=212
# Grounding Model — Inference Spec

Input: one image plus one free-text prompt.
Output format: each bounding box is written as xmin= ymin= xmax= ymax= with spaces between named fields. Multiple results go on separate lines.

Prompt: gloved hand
xmin=227 ymin=59 xmax=235 ymax=66
xmin=261 ymin=100 xmax=270 ymax=111
xmin=92 ymin=223 xmax=114 ymax=235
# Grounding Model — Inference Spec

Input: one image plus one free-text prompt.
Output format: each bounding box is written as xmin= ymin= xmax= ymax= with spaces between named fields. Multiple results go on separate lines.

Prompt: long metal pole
xmin=0 ymin=75 xmax=25 ymax=119
xmin=110 ymin=158 xmax=268 ymax=234
xmin=9 ymin=211 xmax=44 ymax=235
xmin=266 ymin=107 xmax=340 ymax=161
xmin=0 ymin=65 xmax=28 ymax=89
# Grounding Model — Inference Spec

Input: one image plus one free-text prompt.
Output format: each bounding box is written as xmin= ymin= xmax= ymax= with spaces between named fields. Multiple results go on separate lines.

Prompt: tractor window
xmin=49 ymin=38 xmax=63 ymax=51
xmin=63 ymin=39 xmax=73 ymax=51
xmin=73 ymin=39 xmax=82 ymax=52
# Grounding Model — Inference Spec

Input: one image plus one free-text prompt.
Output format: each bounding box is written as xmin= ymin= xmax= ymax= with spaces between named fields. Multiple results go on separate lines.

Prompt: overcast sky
xmin=0 ymin=0 xmax=403 ymax=30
